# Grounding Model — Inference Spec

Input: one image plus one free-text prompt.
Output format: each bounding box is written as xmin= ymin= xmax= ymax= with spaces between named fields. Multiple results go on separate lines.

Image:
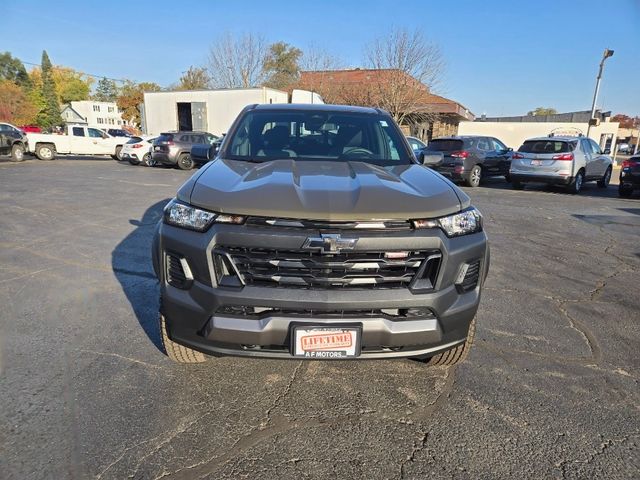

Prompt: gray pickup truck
xmin=153 ymin=104 xmax=489 ymax=365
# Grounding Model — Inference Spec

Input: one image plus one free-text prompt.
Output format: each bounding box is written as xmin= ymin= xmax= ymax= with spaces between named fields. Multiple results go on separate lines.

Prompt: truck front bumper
xmin=153 ymin=221 xmax=489 ymax=359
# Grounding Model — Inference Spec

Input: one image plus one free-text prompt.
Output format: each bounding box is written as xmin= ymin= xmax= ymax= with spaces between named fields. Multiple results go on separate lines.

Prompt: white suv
xmin=510 ymin=135 xmax=613 ymax=194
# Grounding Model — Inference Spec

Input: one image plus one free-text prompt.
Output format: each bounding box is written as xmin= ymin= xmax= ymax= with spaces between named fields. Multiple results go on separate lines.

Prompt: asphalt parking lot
xmin=1 ymin=156 xmax=639 ymax=479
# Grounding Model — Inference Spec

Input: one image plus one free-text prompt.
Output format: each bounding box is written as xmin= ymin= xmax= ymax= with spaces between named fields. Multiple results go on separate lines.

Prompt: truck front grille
xmin=215 ymin=247 xmax=441 ymax=290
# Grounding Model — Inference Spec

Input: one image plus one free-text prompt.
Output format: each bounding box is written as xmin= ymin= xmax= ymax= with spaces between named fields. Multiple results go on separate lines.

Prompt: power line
xmin=19 ymin=59 xmax=129 ymax=83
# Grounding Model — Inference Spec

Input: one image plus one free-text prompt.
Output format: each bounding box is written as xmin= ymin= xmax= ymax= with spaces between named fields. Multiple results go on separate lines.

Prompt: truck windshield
xmin=224 ymin=110 xmax=413 ymax=166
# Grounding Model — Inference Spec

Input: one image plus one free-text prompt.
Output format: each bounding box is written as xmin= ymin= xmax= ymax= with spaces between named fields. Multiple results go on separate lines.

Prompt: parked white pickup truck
xmin=26 ymin=125 xmax=126 ymax=160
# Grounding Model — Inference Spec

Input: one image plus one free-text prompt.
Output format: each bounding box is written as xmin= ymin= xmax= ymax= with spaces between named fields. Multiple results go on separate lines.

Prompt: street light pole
xmin=586 ymin=48 xmax=614 ymax=139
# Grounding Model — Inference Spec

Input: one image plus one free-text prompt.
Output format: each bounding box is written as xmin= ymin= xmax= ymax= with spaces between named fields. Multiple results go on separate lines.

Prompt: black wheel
xmin=504 ymin=172 xmax=511 ymax=182
xmin=177 ymin=153 xmax=193 ymax=170
xmin=511 ymin=180 xmax=524 ymax=190
xmin=114 ymin=146 xmax=122 ymax=160
xmin=142 ymin=153 xmax=157 ymax=167
xmin=35 ymin=144 xmax=56 ymax=160
xmin=415 ymin=318 xmax=476 ymax=366
xmin=597 ymin=166 xmax=612 ymax=188
xmin=567 ymin=170 xmax=584 ymax=194
xmin=160 ymin=314 xmax=206 ymax=363
xmin=465 ymin=165 xmax=481 ymax=187
xmin=10 ymin=143 xmax=25 ymax=162
xmin=129 ymin=154 xmax=142 ymax=166
xmin=618 ymin=185 xmax=633 ymax=198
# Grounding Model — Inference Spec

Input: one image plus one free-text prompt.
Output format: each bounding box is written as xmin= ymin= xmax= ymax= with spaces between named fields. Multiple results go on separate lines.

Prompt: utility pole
xmin=586 ymin=48 xmax=614 ymax=139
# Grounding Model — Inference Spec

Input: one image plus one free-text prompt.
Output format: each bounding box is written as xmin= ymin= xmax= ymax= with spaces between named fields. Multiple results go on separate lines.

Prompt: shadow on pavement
xmin=112 ymin=199 xmax=170 ymax=352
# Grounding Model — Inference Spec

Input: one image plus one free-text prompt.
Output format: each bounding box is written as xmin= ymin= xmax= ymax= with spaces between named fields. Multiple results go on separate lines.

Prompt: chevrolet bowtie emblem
xmin=302 ymin=233 xmax=358 ymax=254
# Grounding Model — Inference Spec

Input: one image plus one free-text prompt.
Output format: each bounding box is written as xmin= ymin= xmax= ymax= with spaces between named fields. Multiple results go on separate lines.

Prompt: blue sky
xmin=4 ymin=0 xmax=639 ymax=117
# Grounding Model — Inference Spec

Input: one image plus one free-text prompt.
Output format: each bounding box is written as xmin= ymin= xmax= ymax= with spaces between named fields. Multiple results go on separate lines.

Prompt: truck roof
xmin=251 ymin=103 xmax=382 ymax=115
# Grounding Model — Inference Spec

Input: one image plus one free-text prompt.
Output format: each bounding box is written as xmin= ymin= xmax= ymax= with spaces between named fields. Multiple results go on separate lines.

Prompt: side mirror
xmin=603 ymin=148 xmax=611 ymax=155
xmin=420 ymin=152 xmax=443 ymax=167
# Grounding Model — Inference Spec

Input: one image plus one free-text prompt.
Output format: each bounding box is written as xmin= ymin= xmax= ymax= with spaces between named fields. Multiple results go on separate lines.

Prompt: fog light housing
xmin=455 ymin=260 xmax=481 ymax=293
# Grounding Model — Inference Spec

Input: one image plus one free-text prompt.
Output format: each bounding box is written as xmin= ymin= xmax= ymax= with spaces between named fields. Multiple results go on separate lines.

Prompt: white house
xmin=142 ymin=87 xmax=322 ymax=136
xmin=60 ymin=101 xmax=129 ymax=128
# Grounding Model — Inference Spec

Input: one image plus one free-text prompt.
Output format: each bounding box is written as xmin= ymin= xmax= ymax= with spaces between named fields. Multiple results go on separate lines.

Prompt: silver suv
xmin=510 ymin=135 xmax=612 ymax=194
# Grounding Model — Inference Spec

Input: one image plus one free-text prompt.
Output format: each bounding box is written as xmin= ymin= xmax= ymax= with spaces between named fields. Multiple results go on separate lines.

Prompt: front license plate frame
xmin=291 ymin=324 xmax=362 ymax=359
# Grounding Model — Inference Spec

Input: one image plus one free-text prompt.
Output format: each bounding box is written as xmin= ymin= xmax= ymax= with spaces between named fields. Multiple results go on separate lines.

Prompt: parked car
xmin=190 ymin=135 xmax=224 ymax=167
xmin=619 ymin=156 xmax=640 ymax=197
xmin=510 ymin=135 xmax=613 ymax=194
xmin=120 ymin=136 xmax=156 ymax=166
xmin=0 ymin=122 xmax=28 ymax=162
xmin=421 ymin=136 xmax=512 ymax=187
xmin=617 ymin=143 xmax=632 ymax=155
xmin=151 ymin=131 xmax=218 ymax=170
xmin=19 ymin=125 xmax=42 ymax=133
xmin=406 ymin=135 xmax=427 ymax=157
xmin=104 ymin=128 xmax=132 ymax=138
xmin=153 ymin=103 xmax=489 ymax=364
xmin=25 ymin=124 xmax=126 ymax=160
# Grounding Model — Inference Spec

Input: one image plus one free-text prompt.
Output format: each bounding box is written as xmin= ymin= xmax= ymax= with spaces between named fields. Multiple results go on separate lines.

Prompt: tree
xmin=0 ymin=52 xmax=30 ymax=87
xmin=0 ymin=80 xmax=38 ymax=125
xmin=611 ymin=114 xmax=640 ymax=129
xmin=362 ymin=28 xmax=445 ymax=125
xmin=94 ymin=77 xmax=119 ymax=102
xmin=263 ymin=42 xmax=302 ymax=89
xmin=207 ymin=33 xmax=268 ymax=88
xmin=30 ymin=66 xmax=93 ymax=104
xmin=175 ymin=66 xmax=210 ymax=90
xmin=53 ymin=67 xmax=93 ymax=103
xmin=37 ymin=51 xmax=62 ymax=129
xmin=527 ymin=107 xmax=558 ymax=116
xmin=116 ymin=80 xmax=162 ymax=126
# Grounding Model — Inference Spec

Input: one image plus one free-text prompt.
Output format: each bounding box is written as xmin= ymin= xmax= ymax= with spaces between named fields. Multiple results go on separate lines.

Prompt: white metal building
xmin=458 ymin=111 xmax=619 ymax=151
xmin=143 ymin=87 xmax=324 ymax=136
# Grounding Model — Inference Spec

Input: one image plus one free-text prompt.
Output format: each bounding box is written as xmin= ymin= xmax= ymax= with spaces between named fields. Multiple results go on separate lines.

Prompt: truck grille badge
xmin=302 ymin=233 xmax=358 ymax=254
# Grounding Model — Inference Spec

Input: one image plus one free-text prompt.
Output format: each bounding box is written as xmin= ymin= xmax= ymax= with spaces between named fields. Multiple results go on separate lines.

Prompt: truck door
xmin=87 ymin=127 xmax=113 ymax=155
xmin=70 ymin=126 xmax=93 ymax=154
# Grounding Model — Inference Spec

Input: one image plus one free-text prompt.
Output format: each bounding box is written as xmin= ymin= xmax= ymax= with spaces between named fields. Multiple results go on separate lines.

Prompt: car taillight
xmin=167 ymin=141 xmax=174 ymax=146
xmin=622 ymin=159 xmax=639 ymax=168
xmin=512 ymin=152 xmax=525 ymax=159
xmin=552 ymin=153 xmax=574 ymax=161
xmin=450 ymin=151 xmax=468 ymax=158
xmin=132 ymin=144 xmax=143 ymax=149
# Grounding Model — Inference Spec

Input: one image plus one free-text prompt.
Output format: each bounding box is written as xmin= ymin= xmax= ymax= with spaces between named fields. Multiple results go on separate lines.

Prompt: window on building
xmin=108 ymin=106 xmax=114 ymax=113
xmin=93 ymin=105 xmax=101 ymax=112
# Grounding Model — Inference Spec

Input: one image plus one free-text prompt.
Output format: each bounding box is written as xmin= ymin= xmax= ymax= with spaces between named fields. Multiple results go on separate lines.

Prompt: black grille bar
xmin=216 ymin=246 xmax=440 ymax=290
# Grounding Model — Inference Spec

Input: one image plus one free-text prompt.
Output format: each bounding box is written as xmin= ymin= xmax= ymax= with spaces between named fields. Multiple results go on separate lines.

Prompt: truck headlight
xmin=163 ymin=199 xmax=245 ymax=231
xmin=413 ymin=207 xmax=483 ymax=237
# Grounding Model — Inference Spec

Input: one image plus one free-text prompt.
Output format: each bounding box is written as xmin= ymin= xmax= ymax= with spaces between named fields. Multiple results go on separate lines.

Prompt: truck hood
xmin=186 ymin=159 xmax=467 ymax=221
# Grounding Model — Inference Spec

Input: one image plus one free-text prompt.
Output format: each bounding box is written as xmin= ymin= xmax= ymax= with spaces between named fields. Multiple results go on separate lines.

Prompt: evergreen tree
xmin=37 ymin=51 xmax=62 ymax=129
xmin=94 ymin=77 xmax=119 ymax=102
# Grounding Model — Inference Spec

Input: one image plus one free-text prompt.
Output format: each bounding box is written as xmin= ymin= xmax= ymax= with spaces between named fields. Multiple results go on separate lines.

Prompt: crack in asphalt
xmin=399 ymin=432 xmax=429 ymax=479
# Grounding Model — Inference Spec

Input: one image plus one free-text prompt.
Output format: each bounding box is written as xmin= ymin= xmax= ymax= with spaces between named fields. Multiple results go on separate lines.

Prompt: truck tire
xmin=160 ymin=314 xmax=206 ymax=363
xmin=36 ymin=144 xmax=56 ymax=161
xmin=416 ymin=318 xmax=476 ymax=366
xmin=177 ymin=153 xmax=193 ymax=170
xmin=10 ymin=143 xmax=25 ymax=162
